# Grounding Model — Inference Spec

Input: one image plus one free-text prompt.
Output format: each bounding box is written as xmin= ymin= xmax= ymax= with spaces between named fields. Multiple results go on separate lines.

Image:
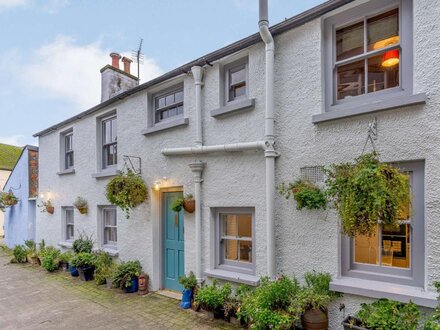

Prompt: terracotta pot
xmin=4 ymin=199 xmax=17 ymax=206
xmin=301 ymin=308 xmax=328 ymax=330
xmin=46 ymin=206 xmax=54 ymax=214
xmin=78 ymin=207 xmax=88 ymax=214
xmin=29 ymin=256 xmax=39 ymax=265
xmin=183 ymin=199 xmax=195 ymax=213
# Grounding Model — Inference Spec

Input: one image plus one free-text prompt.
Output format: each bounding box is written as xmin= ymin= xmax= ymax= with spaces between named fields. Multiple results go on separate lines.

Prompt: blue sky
xmin=0 ymin=0 xmax=325 ymax=146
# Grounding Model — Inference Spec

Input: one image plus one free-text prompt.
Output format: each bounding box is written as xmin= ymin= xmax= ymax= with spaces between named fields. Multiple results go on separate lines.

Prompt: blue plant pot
xmin=180 ymin=288 xmax=193 ymax=309
xmin=124 ymin=277 xmax=139 ymax=293
xmin=78 ymin=266 xmax=94 ymax=281
xmin=69 ymin=265 xmax=79 ymax=277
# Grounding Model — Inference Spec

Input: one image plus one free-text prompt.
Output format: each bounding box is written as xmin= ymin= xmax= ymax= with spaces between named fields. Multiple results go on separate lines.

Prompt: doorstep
xmin=157 ymin=289 xmax=181 ymax=300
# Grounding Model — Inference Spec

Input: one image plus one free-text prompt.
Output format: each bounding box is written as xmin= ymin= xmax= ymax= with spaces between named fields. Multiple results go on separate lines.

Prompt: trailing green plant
xmin=40 ymin=246 xmax=61 ymax=272
xmin=356 ymin=298 xmax=420 ymax=330
xmin=12 ymin=245 xmax=27 ymax=263
xmin=178 ymin=271 xmax=197 ymax=290
xmin=111 ymin=260 xmax=142 ymax=289
xmin=237 ymin=276 xmax=301 ymax=329
xmin=105 ymin=170 xmax=148 ymax=219
xmin=72 ymin=232 xmax=94 ymax=254
xmin=196 ymin=280 xmax=232 ymax=313
xmin=38 ymin=199 xmax=54 ymax=213
xmin=424 ymin=281 xmax=440 ymax=330
xmin=0 ymin=190 xmax=18 ymax=209
xmin=94 ymin=250 xmax=114 ymax=285
xmin=278 ymin=179 xmax=327 ymax=210
xmin=171 ymin=198 xmax=184 ymax=213
xmin=70 ymin=252 xmax=96 ymax=268
xmin=325 ymin=152 xmax=410 ymax=237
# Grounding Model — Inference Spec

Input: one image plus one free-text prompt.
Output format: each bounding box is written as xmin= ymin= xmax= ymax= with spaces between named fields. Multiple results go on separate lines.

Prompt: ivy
xmin=278 ymin=180 xmax=327 ymax=210
xmin=105 ymin=170 xmax=148 ymax=219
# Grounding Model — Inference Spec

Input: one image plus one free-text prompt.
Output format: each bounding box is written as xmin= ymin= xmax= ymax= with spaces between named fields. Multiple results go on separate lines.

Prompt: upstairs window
xmin=154 ymin=87 xmax=183 ymax=124
xmin=102 ymin=206 xmax=117 ymax=247
xmin=224 ymin=58 xmax=248 ymax=104
xmin=61 ymin=130 xmax=74 ymax=171
xmin=102 ymin=116 xmax=117 ymax=169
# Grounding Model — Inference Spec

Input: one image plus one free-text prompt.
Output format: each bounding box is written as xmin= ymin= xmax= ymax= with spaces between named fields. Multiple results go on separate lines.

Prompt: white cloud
xmin=0 ymin=134 xmax=27 ymax=146
xmin=17 ymin=35 xmax=162 ymax=111
xmin=0 ymin=0 xmax=28 ymax=10
xmin=0 ymin=0 xmax=69 ymax=13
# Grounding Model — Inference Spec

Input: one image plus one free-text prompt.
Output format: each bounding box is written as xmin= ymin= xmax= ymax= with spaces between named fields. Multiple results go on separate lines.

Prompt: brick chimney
xmin=100 ymin=52 xmax=139 ymax=103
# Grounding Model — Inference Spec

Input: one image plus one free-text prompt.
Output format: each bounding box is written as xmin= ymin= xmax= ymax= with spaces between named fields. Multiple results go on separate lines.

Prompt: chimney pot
xmin=122 ymin=56 xmax=133 ymax=75
xmin=110 ymin=52 xmax=121 ymax=69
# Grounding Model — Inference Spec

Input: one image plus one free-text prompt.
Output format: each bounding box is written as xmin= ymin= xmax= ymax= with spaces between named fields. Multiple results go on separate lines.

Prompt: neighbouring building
xmin=0 ymin=143 xmax=22 ymax=237
xmin=33 ymin=0 xmax=440 ymax=328
xmin=3 ymin=145 xmax=39 ymax=248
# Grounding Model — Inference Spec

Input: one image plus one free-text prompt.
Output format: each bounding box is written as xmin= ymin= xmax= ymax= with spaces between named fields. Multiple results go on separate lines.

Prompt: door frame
xmin=159 ymin=187 xmax=183 ymax=290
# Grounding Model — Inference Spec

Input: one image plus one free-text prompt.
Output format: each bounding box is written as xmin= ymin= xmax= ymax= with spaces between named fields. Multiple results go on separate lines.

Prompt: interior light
xmin=382 ymin=49 xmax=399 ymax=67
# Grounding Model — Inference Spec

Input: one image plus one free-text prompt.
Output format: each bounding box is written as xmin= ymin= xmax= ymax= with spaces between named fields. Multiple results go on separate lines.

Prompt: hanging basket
xmin=46 ymin=206 xmax=55 ymax=214
xmin=78 ymin=207 xmax=88 ymax=215
xmin=183 ymin=199 xmax=195 ymax=213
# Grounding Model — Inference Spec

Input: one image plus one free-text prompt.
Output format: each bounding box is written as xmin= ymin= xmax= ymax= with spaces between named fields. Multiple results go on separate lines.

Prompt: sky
xmin=0 ymin=0 xmax=325 ymax=146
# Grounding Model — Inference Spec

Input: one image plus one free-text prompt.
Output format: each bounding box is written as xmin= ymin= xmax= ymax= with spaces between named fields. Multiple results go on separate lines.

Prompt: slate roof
xmin=0 ymin=143 xmax=23 ymax=171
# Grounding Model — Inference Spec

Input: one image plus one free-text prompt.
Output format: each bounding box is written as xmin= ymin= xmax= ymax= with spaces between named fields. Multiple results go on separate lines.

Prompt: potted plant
xmin=183 ymin=194 xmax=195 ymax=213
xmin=93 ymin=250 xmax=114 ymax=285
xmin=11 ymin=245 xmax=27 ymax=263
xmin=59 ymin=251 xmax=73 ymax=271
xmin=105 ymin=170 xmax=148 ymax=219
xmin=424 ymin=282 xmax=440 ymax=329
xmin=40 ymin=246 xmax=61 ymax=272
xmin=73 ymin=196 xmax=88 ymax=214
xmin=71 ymin=252 xmax=96 ymax=281
xmin=278 ymin=179 xmax=327 ymax=210
xmin=223 ymin=284 xmax=251 ymax=325
xmin=24 ymin=240 xmax=39 ymax=265
xmin=342 ymin=299 xmax=420 ymax=330
xmin=325 ymin=152 xmax=410 ymax=237
xmin=179 ymin=271 xmax=198 ymax=309
xmin=72 ymin=233 xmax=94 ymax=254
xmin=0 ymin=190 xmax=18 ymax=207
xmin=195 ymin=280 xmax=232 ymax=319
xmin=111 ymin=260 xmax=142 ymax=293
xmin=296 ymin=271 xmax=341 ymax=330
xmin=38 ymin=200 xmax=54 ymax=214
xmin=36 ymin=239 xmax=46 ymax=265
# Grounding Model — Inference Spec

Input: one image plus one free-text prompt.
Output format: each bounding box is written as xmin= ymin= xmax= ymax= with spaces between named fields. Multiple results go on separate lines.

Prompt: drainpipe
xmin=162 ymin=141 xmax=266 ymax=155
xmin=189 ymin=161 xmax=206 ymax=282
xmin=191 ymin=66 xmax=204 ymax=147
xmin=259 ymin=0 xmax=277 ymax=279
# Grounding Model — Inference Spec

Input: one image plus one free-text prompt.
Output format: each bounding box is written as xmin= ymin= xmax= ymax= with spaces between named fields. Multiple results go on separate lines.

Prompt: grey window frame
xmin=102 ymin=206 xmax=117 ymax=247
xmin=341 ymin=161 xmax=425 ymax=287
xmin=60 ymin=129 xmax=74 ymax=171
xmin=63 ymin=207 xmax=74 ymax=242
xmin=101 ymin=115 xmax=117 ymax=169
xmin=223 ymin=57 xmax=249 ymax=105
xmin=215 ymin=208 xmax=255 ymax=275
xmin=323 ymin=0 xmax=413 ymax=113
xmin=153 ymin=85 xmax=184 ymax=125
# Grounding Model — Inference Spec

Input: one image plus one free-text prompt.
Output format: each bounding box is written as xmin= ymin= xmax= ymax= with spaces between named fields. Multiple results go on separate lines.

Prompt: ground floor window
xmin=102 ymin=206 xmax=117 ymax=247
xmin=63 ymin=207 xmax=74 ymax=241
xmin=216 ymin=208 xmax=254 ymax=274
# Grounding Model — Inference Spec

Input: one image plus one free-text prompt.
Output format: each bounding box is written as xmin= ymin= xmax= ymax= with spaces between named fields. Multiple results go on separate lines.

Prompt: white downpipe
xmin=191 ymin=66 xmax=204 ymax=147
xmin=162 ymin=141 xmax=266 ymax=156
xmin=259 ymin=0 xmax=277 ymax=279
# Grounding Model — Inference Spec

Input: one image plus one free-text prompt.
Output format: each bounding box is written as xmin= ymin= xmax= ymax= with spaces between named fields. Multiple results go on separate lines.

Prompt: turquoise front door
xmin=163 ymin=191 xmax=185 ymax=292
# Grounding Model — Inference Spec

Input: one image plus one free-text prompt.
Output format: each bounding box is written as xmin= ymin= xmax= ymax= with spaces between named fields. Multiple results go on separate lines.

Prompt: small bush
xmin=179 ymin=271 xmax=197 ymax=290
xmin=111 ymin=260 xmax=142 ymax=289
xmin=59 ymin=251 xmax=73 ymax=263
xmin=196 ymin=280 xmax=232 ymax=312
xmin=72 ymin=232 xmax=94 ymax=254
xmin=424 ymin=282 xmax=440 ymax=330
xmin=278 ymin=180 xmax=327 ymax=210
xmin=70 ymin=252 xmax=96 ymax=268
xmin=40 ymin=247 xmax=61 ymax=272
xmin=94 ymin=251 xmax=114 ymax=285
xmin=12 ymin=245 xmax=27 ymax=263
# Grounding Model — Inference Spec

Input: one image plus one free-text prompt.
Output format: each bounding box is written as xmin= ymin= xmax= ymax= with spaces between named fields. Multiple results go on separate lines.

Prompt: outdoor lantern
xmin=153 ymin=181 xmax=161 ymax=191
xmin=382 ymin=49 xmax=399 ymax=67
xmin=138 ymin=273 xmax=149 ymax=295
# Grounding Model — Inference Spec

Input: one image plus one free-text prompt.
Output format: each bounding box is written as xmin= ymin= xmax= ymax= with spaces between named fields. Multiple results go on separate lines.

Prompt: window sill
xmin=58 ymin=241 xmax=73 ymax=249
xmin=204 ymin=269 xmax=259 ymax=286
xmin=330 ymin=277 xmax=438 ymax=308
xmin=57 ymin=168 xmax=75 ymax=176
xmin=92 ymin=168 xmax=118 ymax=179
xmin=211 ymin=98 xmax=255 ymax=118
xmin=94 ymin=246 xmax=118 ymax=257
xmin=142 ymin=117 xmax=189 ymax=136
xmin=313 ymin=93 xmax=426 ymax=124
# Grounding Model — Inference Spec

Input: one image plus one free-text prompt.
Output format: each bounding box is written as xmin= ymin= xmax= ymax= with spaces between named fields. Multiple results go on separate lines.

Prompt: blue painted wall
xmin=4 ymin=148 xmax=36 ymax=248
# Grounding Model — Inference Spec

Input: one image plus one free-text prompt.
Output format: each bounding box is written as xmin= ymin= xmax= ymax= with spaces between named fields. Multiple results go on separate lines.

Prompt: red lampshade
xmin=382 ymin=49 xmax=399 ymax=67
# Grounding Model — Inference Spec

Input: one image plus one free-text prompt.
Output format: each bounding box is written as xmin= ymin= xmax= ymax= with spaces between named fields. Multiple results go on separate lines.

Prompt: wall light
xmin=153 ymin=181 xmax=161 ymax=191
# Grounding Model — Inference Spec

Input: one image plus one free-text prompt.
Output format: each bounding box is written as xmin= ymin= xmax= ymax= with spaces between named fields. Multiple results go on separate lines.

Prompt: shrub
xmin=325 ymin=152 xmax=410 ymax=237
xmin=40 ymin=247 xmax=61 ymax=272
xmin=356 ymin=299 xmax=420 ymax=330
xmin=179 ymin=271 xmax=197 ymax=290
xmin=223 ymin=284 xmax=251 ymax=320
xmin=94 ymin=251 xmax=114 ymax=285
xmin=12 ymin=245 xmax=27 ymax=263
xmin=278 ymin=180 xmax=327 ymax=210
xmin=70 ymin=252 xmax=96 ymax=268
xmin=105 ymin=170 xmax=148 ymax=218
xmin=59 ymin=251 xmax=73 ymax=263
xmin=24 ymin=240 xmax=37 ymax=259
xmin=72 ymin=233 xmax=94 ymax=254
xmin=424 ymin=282 xmax=440 ymax=330
xmin=237 ymin=276 xmax=301 ymax=330
xmin=196 ymin=280 xmax=231 ymax=312
xmin=111 ymin=260 xmax=142 ymax=289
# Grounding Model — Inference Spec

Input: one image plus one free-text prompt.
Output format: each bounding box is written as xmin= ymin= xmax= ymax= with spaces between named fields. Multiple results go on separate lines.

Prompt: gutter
xmin=33 ymin=0 xmax=354 ymax=138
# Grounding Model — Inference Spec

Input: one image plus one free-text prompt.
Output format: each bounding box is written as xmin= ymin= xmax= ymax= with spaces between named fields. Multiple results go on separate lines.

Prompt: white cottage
xmin=34 ymin=0 xmax=440 ymax=327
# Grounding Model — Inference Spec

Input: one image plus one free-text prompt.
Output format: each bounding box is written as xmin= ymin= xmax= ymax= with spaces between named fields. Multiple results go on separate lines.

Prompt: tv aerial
xmin=131 ymin=38 xmax=144 ymax=80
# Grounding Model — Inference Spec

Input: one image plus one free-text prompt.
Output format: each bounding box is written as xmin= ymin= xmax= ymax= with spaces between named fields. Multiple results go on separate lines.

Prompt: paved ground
xmin=0 ymin=247 xmax=237 ymax=330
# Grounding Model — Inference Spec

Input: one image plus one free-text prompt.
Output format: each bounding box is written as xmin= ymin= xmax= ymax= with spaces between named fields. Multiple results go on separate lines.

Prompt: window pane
xmin=66 ymin=210 xmax=74 ymax=224
xmin=66 ymin=225 xmax=74 ymax=240
xmin=337 ymin=60 xmax=365 ymax=100
xmin=175 ymin=90 xmax=183 ymax=103
xmin=103 ymin=120 xmax=111 ymax=143
xmin=222 ymin=214 xmax=237 ymax=236
xmin=224 ymin=239 xmax=238 ymax=261
xmin=354 ymin=226 xmax=379 ymax=265
xmin=165 ymin=94 xmax=174 ymax=106
xmin=168 ymin=107 xmax=176 ymax=118
xmin=237 ymin=214 xmax=252 ymax=238
xmin=367 ymin=9 xmax=399 ymax=52
xmin=367 ymin=53 xmax=399 ymax=93
xmin=230 ymin=67 xmax=246 ymax=85
xmin=65 ymin=134 xmax=72 ymax=151
xmin=177 ymin=105 xmax=183 ymax=115
xmin=104 ymin=209 xmax=116 ymax=226
xmin=336 ymin=21 xmax=364 ymax=61
xmin=106 ymin=144 xmax=117 ymax=166
xmin=231 ymin=83 xmax=246 ymax=100
xmin=158 ymin=97 xmax=165 ymax=108
xmin=65 ymin=151 xmax=74 ymax=169
xmin=239 ymin=241 xmax=252 ymax=263
xmin=111 ymin=118 xmax=117 ymax=142
xmin=382 ymin=224 xmax=410 ymax=269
